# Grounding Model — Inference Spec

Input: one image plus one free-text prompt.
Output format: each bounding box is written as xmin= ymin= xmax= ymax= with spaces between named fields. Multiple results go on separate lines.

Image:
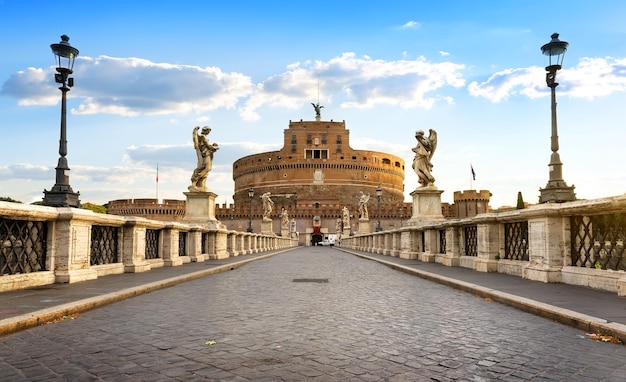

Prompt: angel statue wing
xmin=427 ymin=129 xmax=437 ymax=161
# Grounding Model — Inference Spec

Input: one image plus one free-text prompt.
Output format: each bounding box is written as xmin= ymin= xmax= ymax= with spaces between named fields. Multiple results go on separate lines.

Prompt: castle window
xmin=306 ymin=135 xmax=312 ymax=144
xmin=305 ymin=149 xmax=328 ymax=159
xmin=382 ymin=158 xmax=391 ymax=165
xmin=291 ymin=144 xmax=297 ymax=153
xmin=336 ymin=135 xmax=342 ymax=144
xmin=291 ymin=135 xmax=297 ymax=144
xmin=337 ymin=145 xmax=342 ymax=153
xmin=321 ymin=135 xmax=327 ymax=144
xmin=372 ymin=156 xmax=377 ymax=163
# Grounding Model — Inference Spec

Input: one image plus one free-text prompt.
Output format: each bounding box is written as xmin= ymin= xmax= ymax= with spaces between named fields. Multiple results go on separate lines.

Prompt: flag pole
xmin=156 ymin=163 xmax=159 ymax=202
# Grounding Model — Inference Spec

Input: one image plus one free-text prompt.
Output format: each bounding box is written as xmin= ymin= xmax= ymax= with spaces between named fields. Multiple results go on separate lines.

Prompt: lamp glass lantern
xmin=541 ymin=33 xmax=568 ymax=70
xmin=51 ymin=35 xmax=79 ymax=75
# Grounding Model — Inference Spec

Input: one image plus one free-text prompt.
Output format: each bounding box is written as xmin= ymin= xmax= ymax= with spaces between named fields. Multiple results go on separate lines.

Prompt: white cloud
xmin=401 ymin=21 xmax=421 ymax=29
xmin=468 ymin=57 xmax=626 ymax=102
xmin=240 ymin=52 xmax=466 ymax=116
xmin=2 ymin=53 xmax=467 ymax=120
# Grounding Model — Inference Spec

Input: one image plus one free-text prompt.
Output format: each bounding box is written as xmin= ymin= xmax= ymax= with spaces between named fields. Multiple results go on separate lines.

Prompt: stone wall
xmin=0 ymin=201 xmax=297 ymax=292
xmin=341 ymin=194 xmax=626 ymax=297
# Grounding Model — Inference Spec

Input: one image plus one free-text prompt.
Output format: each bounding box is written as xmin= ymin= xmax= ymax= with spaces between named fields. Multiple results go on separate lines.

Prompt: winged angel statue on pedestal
xmin=412 ymin=129 xmax=437 ymax=187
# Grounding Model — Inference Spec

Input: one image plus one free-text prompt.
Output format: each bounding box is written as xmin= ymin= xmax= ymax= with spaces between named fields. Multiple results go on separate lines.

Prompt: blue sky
xmin=2 ymin=1 xmax=626 ymax=208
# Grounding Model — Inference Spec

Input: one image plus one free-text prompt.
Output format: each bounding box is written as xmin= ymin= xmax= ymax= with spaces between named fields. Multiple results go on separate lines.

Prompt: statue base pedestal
xmin=281 ymin=228 xmax=289 ymax=237
xmin=183 ymin=191 xmax=224 ymax=229
xmin=343 ymin=228 xmax=351 ymax=237
xmin=406 ymin=187 xmax=446 ymax=227
xmin=358 ymin=219 xmax=370 ymax=234
xmin=261 ymin=219 xmax=273 ymax=235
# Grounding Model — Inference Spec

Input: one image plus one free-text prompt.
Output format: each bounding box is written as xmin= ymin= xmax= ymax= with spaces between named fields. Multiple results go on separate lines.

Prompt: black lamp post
xmin=43 ymin=35 xmax=80 ymax=207
xmin=247 ymin=188 xmax=254 ymax=232
xmin=375 ymin=186 xmax=383 ymax=232
xmin=538 ymin=33 xmax=576 ymax=203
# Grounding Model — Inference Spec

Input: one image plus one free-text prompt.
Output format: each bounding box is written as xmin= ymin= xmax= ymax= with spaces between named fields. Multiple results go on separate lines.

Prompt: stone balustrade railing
xmin=340 ymin=194 xmax=626 ymax=296
xmin=0 ymin=201 xmax=298 ymax=292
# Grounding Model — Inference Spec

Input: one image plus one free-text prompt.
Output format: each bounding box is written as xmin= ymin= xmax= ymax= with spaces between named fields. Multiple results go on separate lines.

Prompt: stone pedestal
xmin=343 ymin=228 xmax=351 ymax=238
xmin=261 ymin=219 xmax=273 ymax=235
xmin=407 ymin=187 xmax=445 ymax=226
xmin=281 ymin=228 xmax=289 ymax=237
xmin=358 ymin=219 xmax=370 ymax=234
xmin=183 ymin=191 xmax=223 ymax=229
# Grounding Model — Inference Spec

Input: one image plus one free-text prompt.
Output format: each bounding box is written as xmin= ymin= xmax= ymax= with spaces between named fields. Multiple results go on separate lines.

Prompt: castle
xmin=109 ymin=110 xmax=491 ymax=245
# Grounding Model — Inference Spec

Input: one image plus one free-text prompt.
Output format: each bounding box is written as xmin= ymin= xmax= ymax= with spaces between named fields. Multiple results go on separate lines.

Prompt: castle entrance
xmin=311 ymin=233 xmax=323 ymax=246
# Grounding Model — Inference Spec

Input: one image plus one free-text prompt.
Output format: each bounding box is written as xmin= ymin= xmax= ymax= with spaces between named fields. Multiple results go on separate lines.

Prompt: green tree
xmin=516 ymin=192 xmax=525 ymax=209
xmin=0 ymin=196 xmax=22 ymax=203
xmin=82 ymin=202 xmax=107 ymax=214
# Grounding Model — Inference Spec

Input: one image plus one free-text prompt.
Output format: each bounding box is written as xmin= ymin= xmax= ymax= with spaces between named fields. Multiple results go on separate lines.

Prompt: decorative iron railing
xmin=504 ymin=221 xmax=529 ymax=261
xmin=178 ymin=231 xmax=187 ymax=257
xmin=90 ymin=225 xmax=119 ymax=265
xmin=145 ymin=229 xmax=160 ymax=259
xmin=571 ymin=214 xmax=626 ymax=271
xmin=202 ymin=232 xmax=208 ymax=254
xmin=439 ymin=229 xmax=446 ymax=254
xmin=464 ymin=225 xmax=478 ymax=256
xmin=0 ymin=218 xmax=47 ymax=275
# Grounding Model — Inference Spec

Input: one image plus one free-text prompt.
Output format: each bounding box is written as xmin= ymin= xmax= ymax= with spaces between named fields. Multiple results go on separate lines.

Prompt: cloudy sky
xmin=2 ymin=1 xmax=626 ymax=209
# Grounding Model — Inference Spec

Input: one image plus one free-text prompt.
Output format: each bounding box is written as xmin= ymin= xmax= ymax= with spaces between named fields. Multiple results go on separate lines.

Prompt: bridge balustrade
xmin=340 ymin=195 xmax=626 ymax=296
xmin=0 ymin=201 xmax=297 ymax=292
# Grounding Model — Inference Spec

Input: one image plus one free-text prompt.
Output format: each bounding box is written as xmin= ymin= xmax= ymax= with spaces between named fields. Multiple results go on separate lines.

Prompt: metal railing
xmin=464 ymin=225 xmax=477 ymax=256
xmin=178 ymin=231 xmax=187 ymax=257
xmin=0 ymin=218 xmax=47 ymax=275
xmin=439 ymin=229 xmax=446 ymax=254
xmin=90 ymin=225 xmax=119 ymax=265
xmin=145 ymin=229 xmax=161 ymax=259
xmin=571 ymin=214 xmax=626 ymax=271
xmin=504 ymin=221 xmax=529 ymax=261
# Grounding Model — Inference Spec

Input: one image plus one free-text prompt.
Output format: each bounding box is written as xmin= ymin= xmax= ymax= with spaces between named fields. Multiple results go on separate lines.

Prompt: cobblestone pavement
xmin=1 ymin=247 xmax=625 ymax=381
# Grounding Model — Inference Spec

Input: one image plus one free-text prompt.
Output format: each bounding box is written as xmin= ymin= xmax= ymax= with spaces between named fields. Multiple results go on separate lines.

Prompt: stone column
xmin=161 ymin=224 xmax=184 ymax=267
xmin=442 ymin=226 xmax=461 ymax=266
xmin=187 ymin=228 xmax=206 ymax=262
xmin=121 ymin=218 xmax=151 ymax=273
xmin=52 ymin=208 xmax=98 ymax=283
xmin=473 ymin=221 xmax=499 ymax=272
xmin=523 ymin=210 xmax=569 ymax=283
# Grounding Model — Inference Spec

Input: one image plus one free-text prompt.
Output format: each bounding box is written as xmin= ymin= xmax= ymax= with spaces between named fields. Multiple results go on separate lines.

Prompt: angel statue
xmin=261 ymin=192 xmax=274 ymax=221
xmin=311 ymin=102 xmax=324 ymax=118
xmin=412 ymin=129 xmax=437 ymax=187
xmin=358 ymin=191 xmax=370 ymax=220
xmin=189 ymin=126 xmax=219 ymax=192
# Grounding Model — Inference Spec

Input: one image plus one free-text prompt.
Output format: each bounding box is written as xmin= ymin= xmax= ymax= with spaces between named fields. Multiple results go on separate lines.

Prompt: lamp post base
xmin=42 ymin=188 xmax=80 ymax=208
xmin=539 ymin=182 xmax=576 ymax=203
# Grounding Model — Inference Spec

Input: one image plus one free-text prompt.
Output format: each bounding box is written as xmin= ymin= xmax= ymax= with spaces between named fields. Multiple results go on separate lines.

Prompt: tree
xmin=0 ymin=196 xmax=22 ymax=203
xmin=82 ymin=203 xmax=107 ymax=214
xmin=516 ymin=192 xmax=525 ymax=209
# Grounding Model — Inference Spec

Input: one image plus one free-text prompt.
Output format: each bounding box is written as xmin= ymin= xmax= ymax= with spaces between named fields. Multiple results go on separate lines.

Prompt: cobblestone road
xmin=1 ymin=247 xmax=625 ymax=381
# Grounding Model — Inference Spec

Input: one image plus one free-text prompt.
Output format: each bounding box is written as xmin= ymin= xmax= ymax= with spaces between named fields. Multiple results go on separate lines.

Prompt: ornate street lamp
xmin=538 ymin=33 xmax=576 ymax=203
xmin=247 ymin=188 xmax=254 ymax=232
xmin=375 ymin=186 xmax=383 ymax=232
xmin=43 ymin=35 xmax=80 ymax=207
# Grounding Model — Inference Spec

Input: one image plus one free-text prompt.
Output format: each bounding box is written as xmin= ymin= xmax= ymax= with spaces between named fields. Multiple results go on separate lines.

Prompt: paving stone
xmin=1 ymin=248 xmax=625 ymax=380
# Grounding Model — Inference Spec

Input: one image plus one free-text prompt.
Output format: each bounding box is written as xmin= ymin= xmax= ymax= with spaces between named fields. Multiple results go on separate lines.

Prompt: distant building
xmin=108 ymin=115 xmax=485 ymax=243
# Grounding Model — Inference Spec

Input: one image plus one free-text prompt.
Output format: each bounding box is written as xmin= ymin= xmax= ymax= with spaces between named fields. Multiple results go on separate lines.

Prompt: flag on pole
xmin=156 ymin=164 xmax=159 ymax=183
xmin=471 ymin=164 xmax=476 ymax=180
